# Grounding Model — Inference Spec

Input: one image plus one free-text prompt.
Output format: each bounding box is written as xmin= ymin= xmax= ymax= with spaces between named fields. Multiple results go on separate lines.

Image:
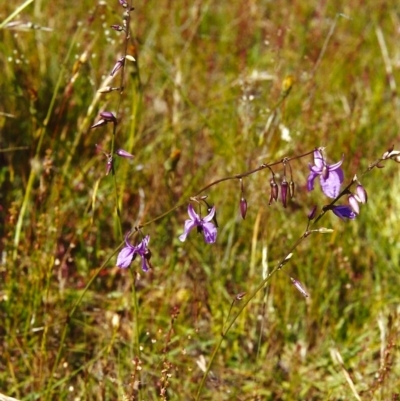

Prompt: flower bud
xmin=269 ymin=178 xmax=279 ymax=205
xmin=239 ymin=197 xmax=247 ymax=219
xmin=106 ymin=156 xmax=113 ymax=175
xmin=355 ymin=184 xmax=367 ymax=204
xmin=99 ymin=111 xmax=117 ymax=123
xmin=235 ymin=292 xmax=246 ymax=301
xmin=289 ymin=180 xmax=295 ymax=198
xmin=115 ymin=149 xmax=134 ymax=159
xmin=110 ymin=57 xmax=125 ymax=77
xmin=308 ymin=205 xmax=317 ymax=220
xmin=290 ymin=277 xmax=309 ymax=298
xmin=281 ymin=179 xmax=288 ymax=208
xmin=348 ymin=195 xmax=360 ymax=215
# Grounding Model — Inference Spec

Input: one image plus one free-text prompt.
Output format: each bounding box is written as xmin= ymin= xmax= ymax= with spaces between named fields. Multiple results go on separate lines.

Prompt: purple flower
xmin=307 ymin=149 xmax=344 ymax=198
xmin=116 ymin=234 xmax=151 ymax=271
xmin=179 ymin=204 xmax=217 ymax=244
xmin=332 ymin=205 xmax=356 ymax=220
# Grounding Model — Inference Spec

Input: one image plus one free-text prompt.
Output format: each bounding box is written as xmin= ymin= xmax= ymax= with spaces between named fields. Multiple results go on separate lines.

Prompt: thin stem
xmin=13 ymin=27 xmax=80 ymax=260
xmin=196 ymin=152 xmax=389 ymax=399
xmin=195 ymin=234 xmax=308 ymax=399
xmin=137 ymin=148 xmax=316 ymax=229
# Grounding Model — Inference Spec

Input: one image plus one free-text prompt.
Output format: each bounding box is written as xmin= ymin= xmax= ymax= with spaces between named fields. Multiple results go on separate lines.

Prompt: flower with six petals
xmin=179 ymin=204 xmax=217 ymax=244
xmin=307 ymin=149 xmax=344 ymax=198
xmin=116 ymin=234 xmax=151 ymax=271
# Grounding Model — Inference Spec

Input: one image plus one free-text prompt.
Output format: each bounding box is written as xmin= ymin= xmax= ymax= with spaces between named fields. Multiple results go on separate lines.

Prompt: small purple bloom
xmin=332 ymin=205 xmax=356 ymax=220
xmin=307 ymin=149 xmax=344 ymax=198
xmin=179 ymin=204 xmax=217 ymax=244
xmin=116 ymin=234 xmax=151 ymax=271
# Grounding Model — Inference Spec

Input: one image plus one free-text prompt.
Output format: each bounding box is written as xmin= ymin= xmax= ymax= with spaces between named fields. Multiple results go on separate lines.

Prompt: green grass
xmin=1 ymin=0 xmax=400 ymax=400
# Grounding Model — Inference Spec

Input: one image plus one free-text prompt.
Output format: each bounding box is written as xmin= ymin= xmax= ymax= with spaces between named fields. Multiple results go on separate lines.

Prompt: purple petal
xmin=320 ymin=170 xmax=343 ymax=198
xmin=313 ymin=150 xmax=324 ymax=170
xmin=187 ymin=204 xmax=200 ymax=222
xmin=136 ymin=235 xmax=150 ymax=253
xmin=140 ymin=255 xmax=149 ymax=272
xmin=328 ymin=154 xmax=344 ymax=171
xmin=307 ymin=171 xmax=318 ymax=192
xmin=202 ymin=221 xmax=217 ymax=243
xmin=116 ymin=246 xmax=136 ymax=268
xmin=179 ymin=220 xmax=197 ymax=242
xmin=332 ymin=205 xmax=356 ymax=220
xmin=202 ymin=206 xmax=215 ymax=222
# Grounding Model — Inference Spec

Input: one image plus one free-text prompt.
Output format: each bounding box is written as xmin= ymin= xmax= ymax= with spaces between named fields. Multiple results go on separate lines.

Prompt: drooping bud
xmin=110 ymin=56 xmax=125 ymax=76
xmin=355 ymin=184 xmax=367 ymax=204
xmin=115 ymin=149 xmax=134 ymax=159
xmin=308 ymin=205 xmax=317 ymax=220
xmin=348 ymin=195 xmax=360 ymax=215
xmin=119 ymin=0 xmax=128 ymax=8
xmin=269 ymin=178 xmax=279 ymax=205
xmin=281 ymin=179 xmax=288 ymax=208
xmin=239 ymin=197 xmax=247 ymax=219
xmin=289 ymin=180 xmax=295 ymax=198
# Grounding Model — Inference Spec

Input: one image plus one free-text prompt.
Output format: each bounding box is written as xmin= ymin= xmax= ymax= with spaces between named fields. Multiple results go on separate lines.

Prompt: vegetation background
xmin=1 ymin=0 xmax=400 ymax=399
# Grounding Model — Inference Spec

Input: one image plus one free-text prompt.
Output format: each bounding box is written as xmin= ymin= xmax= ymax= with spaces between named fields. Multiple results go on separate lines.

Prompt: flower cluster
xmin=90 ymin=2 xmax=136 ymax=175
xmin=307 ymin=148 xmax=367 ymax=220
